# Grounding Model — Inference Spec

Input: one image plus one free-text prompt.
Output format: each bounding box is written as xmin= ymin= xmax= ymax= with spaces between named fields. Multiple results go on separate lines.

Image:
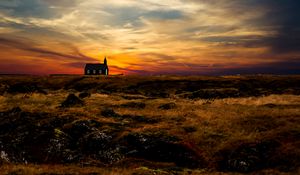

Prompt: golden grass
xmin=1 ymin=164 xmax=298 ymax=175
xmin=1 ymin=92 xmax=299 ymax=136
xmin=0 ymin=75 xmax=300 ymax=174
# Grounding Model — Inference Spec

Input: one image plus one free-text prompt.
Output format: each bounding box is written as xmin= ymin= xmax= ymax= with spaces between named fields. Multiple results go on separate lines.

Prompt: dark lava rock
xmin=78 ymin=130 xmax=123 ymax=164
xmin=0 ymin=107 xmax=38 ymax=135
xmin=3 ymin=115 xmax=120 ymax=164
xmin=0 ymin=150 xmax=9 ymax=164
xmin=63 ymin=120 xmax=101 ymax=140
xmin=184 ymin=88 xmax=240 ymax=99
xmin=121 ymin=95 xmax=146 ymax=100
xmin=101 ymin=108 xmax=159 ymax=123
xmin=96 ymin=147 xmax=124 ymax=164
xmin=7 ymin=82 xmax=46 ymax=94
xmin=145 ymin=92 xmax=170 ymax=98
xmin=122 ymin=114 xmax=160 ymax=124
xmin=262 ymin=103 xmax=278 ymax=108
xmin=158 ymin=103 xmax=176 ymax=110
xmin=45 ymin=116 xmax=76 ymax=129
xmin=0 ymin=107 xmax=22 ymax=119
xmin=0 ymin=108 xmax=56 ymax=163
xmin=0 ymin=107 xmax=125 ymax=165
xmin=120 ymin=102 xmax=146 ymax=109
xmin=183 ymin=126 xmax=197 ymax=133
xmin=60 ymin=94 xmax=84 ymax=108
xmin=120 ymin=132 xmax=206 ymax=168
xmin=79 ymin=131 xmax=112 ymax=153
xmin=268 ymin=147 xmax=300 ymax=172
xmin=0 ymin=141 xmax=10 ymax=164
xmin=101 ymin=108 xmax=121 ymax=118
xmin=79 ymin=92 xmax=91 ymax=99
xmin=0 ymin=107 xmax=205 ymax=167
xmin=69 ymin=122 xmax=124 ymax=164
xmin=217 ymin=140 xmax=280 ymax=173
xmin=45 ymin=129 xmax=78 ymax=163
xmin=0 ymin=84 xmax=8 ymax=95
xmin=236 ymin=116 xmax=280 ymax=133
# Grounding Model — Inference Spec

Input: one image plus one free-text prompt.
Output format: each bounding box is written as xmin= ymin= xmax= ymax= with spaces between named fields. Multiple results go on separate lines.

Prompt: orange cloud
xmin=0 ymin=0 xmax=299 ymax=75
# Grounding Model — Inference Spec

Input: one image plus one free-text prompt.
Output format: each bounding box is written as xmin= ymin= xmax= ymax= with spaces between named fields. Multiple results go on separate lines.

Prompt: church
xmin=84 ymin=57 xmax=109 ymax=75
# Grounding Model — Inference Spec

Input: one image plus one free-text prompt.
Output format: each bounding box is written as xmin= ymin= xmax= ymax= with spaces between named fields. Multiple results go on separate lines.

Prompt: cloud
xmin=0 ymin=0 xmax=52 ymax=18
xmin=138 ymin=53 xmax=178 ymax=61
xmin=0 ymin=0 xmax=79 ymax=19
xmin=42 ymin=0 xmax=80 ymax=7
xmin=263 ymin=1 xmax=300 ymax=53
xmin=63 ymin=62 xmax=86 ymax=69
xmin=187 ymin=0 xmax=300 ymax=54
xmin=0 ymin=0 xmax=299 ymax=75
xmin=109 ymin=65 xmax=150 ymax=75
xmin=241 ymin=0 xmax=300 ymax=54
xmin=116 ymin=59 xmax=300 ymax=76
xmin=215 ymin=59 xmax=300 ymax=75
xmin=145 ymin=10 xmax=185 ymax=20
xmin=0 ymin=37 xmax=97 ymax=62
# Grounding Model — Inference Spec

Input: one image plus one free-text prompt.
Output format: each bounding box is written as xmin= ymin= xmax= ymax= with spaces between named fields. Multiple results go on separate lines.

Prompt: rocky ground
xmin=0 ymin=75 xmax=300 ymax=175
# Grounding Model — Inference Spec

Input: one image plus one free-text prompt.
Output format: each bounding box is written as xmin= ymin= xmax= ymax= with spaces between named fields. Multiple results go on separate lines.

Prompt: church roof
xmin=85 ymin=64 xmax=108 ymax=70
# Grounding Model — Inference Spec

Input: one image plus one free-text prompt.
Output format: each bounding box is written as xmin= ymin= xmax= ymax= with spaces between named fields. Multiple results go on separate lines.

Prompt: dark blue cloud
xmin=0 ymin=0 xmax=52 ymax=18
xmin=187 ymin=0 xmax=300 ymax=54
xmin=0 ymin=0 xmax=78 ymax=19
xmin=101 ymin=6 xmax=185 ymax=28
xmin=215 ymin=59 xmax=300 ymax=75
xmin=145 ymin=10 xmax=184 ymax=20
xmin=128 ymin=59 xmax=300 ymax=75
xmin=264 ymin=1 xmax=300 ymax=53
xmin=232 ymin=1 xmax=300 ymax=54
xmin=42 ymin=0 xmax=78 ymax=7
xmin=244 ymin=0 xmax=300 ymax=54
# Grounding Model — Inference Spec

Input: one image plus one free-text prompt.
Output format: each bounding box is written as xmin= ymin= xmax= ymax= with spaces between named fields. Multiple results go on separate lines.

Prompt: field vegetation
xmin=0 ymin=75 xmax=299 ymax=174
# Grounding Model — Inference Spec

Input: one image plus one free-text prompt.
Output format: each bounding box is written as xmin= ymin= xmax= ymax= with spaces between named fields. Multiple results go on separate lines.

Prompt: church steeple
xmin=104 ymin=57 xmax=107 ymax=65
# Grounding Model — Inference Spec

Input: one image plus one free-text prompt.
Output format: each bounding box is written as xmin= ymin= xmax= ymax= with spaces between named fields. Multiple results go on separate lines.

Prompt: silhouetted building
xmin=85 ymin=57 xmax=109 ymax=75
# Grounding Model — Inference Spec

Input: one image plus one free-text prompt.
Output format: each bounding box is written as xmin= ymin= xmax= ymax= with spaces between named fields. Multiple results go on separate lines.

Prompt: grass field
xmin=0 ymin=75 xmax=299 ymax=174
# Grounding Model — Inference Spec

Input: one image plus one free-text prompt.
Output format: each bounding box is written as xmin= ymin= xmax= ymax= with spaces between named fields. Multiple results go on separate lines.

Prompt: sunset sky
xmin=0 ymin=0 xmax=299 ymax=75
